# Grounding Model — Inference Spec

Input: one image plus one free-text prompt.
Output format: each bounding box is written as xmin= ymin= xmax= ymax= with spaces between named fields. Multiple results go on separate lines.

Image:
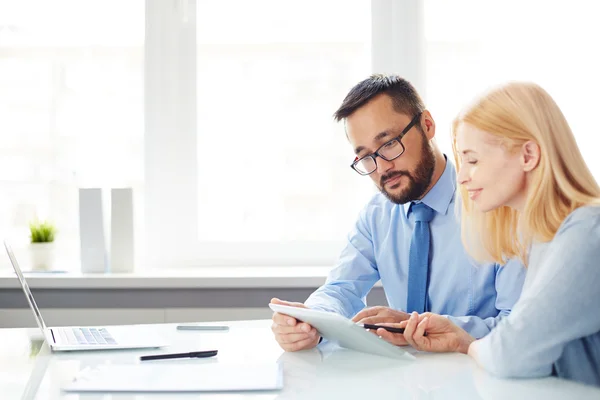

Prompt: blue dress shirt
xmin=305 ymin=159 xmax=526 ymax=339
xmin=474 ymin=205 xmax=600 ymax=387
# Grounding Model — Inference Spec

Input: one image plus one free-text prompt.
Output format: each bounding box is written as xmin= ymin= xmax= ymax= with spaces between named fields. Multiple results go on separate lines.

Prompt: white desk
xmin=2 ymin=320 xmax=599 ymax=399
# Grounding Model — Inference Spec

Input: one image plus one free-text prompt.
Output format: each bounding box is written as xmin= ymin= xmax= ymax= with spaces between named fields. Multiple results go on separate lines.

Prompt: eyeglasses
xmin=350 ymin=113 xmax=422 ymax=176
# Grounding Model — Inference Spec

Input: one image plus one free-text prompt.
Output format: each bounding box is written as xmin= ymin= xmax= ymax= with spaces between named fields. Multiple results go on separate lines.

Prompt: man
xmin=271 ymin=74 xmax=525 ymax=352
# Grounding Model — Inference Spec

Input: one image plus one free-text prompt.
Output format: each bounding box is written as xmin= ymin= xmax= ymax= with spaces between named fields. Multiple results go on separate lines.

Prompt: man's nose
xmin=375 ymin=156 xmax=394 ymax=174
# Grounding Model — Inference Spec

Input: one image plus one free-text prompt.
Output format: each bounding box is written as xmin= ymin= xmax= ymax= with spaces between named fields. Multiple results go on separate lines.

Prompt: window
xmin=0 ymin=0 xmax=144 ymax=269
xmin=424 ymin=0 xmax=600 ymax=175
xmin=14 ymin=1 xmax=594 ymax=270
xmin=195 ymin=0 xmax=373 ymax=253
xmin=0 ymin=1 xmax=376 ymax=270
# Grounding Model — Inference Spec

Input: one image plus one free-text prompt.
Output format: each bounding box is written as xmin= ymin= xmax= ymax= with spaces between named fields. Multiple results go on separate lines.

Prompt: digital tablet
xmin=269 ymin=304 xmax=415 ymax=361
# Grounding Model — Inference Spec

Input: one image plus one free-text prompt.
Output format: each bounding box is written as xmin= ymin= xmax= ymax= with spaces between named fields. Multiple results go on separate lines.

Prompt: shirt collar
xmin=403 ymin=155 xmax=456 ymax=217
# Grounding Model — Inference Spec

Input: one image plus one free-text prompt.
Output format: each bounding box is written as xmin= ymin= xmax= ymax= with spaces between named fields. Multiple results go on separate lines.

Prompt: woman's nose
xmin=457 ymin=166 xmax=470 ymax=185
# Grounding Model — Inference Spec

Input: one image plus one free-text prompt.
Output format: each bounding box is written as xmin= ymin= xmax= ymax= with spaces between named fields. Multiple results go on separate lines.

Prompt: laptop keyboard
xmin=58 ymin=327 xmax=117 ymax=346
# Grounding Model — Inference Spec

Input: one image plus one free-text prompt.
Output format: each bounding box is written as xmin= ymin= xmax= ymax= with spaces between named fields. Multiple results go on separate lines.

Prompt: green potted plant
xmin=28 ymin=220 xmax=57 ymax=271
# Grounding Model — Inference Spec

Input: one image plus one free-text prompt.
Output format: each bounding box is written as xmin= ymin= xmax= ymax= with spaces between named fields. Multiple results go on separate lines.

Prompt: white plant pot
xmin=29 ymin=243 xmax=56 ymax=271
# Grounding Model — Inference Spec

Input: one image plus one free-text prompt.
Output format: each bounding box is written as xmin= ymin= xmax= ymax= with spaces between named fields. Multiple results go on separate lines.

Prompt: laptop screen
xmin=4 ymin=241 xmax=48 ymax=334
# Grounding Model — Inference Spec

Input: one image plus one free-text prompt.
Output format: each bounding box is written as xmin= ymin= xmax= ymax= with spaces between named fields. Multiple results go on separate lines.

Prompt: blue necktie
xmin=406 ymin=202 xmax=435 ymax=314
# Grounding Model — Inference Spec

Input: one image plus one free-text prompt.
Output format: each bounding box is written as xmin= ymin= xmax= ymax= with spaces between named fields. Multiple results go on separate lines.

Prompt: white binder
xmin=78 ymin=188 xmax=107 ymax=273
xmin=110 ymin=188 xmax=135 ymax=272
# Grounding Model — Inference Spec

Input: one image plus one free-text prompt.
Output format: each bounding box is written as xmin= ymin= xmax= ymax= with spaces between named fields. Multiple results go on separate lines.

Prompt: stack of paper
xmin=62 ymin=363 xmax=283 ymax=393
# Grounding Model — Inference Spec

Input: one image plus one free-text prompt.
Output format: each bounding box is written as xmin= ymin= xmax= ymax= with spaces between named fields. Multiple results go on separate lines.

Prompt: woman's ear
xmin=521 ymin=141 xmax=540 ymax=172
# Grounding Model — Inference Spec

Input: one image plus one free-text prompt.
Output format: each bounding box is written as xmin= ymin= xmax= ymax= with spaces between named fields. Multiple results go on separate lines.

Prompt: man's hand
xmin=376 ymin=312 xmax=475 ymax=354
xmin=270 ymin=298 xmax=320 ymax=352
xmin=351 ymin=306 xmax=411 ymax=345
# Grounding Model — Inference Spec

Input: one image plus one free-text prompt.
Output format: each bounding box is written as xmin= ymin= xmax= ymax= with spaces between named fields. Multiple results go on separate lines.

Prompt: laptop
xmin=5 ymin=241 xmax=168 ymax=351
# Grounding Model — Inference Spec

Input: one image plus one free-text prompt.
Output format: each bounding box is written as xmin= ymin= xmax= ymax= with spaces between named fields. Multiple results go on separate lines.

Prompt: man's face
xmin=346 ymin=94 xmax=436 ymax=204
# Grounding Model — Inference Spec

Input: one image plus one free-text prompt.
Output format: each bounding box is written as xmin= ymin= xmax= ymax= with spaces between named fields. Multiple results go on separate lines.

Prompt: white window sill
xmin=0 ymin=266 xmax=341 ymax=289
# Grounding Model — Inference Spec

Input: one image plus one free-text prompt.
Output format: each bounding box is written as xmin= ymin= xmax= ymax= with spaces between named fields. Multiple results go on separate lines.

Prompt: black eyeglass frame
xmin=350 ymin=112 xmax=423 ymax=176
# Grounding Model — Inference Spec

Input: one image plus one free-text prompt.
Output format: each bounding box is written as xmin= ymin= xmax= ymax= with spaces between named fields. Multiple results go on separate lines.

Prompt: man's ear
xmin=421 ymin=110 xmax=436 ymax=141
xmin=521 ymin=140 xmax=540 ymax=172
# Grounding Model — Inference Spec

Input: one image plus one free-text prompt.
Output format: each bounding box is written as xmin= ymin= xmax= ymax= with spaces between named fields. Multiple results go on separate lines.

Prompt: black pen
xmin=140 ymin=350 xmax=218 ymax=361
xmin=362 ymin=323 xmax=428 ymax=336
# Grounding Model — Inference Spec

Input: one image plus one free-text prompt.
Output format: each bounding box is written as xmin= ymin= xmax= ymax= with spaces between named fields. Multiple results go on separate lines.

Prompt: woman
xmin=375 ymin=82 xmax=600 ymax=387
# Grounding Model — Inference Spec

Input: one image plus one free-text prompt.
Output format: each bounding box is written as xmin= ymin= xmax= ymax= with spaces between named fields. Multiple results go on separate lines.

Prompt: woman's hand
xmin=376 ymin=312 xmax=475 ymax=354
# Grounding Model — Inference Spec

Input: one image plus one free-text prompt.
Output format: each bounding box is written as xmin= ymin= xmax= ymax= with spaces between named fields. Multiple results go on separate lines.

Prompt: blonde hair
xmin=452 ymin=82 xmax=600 ymax=265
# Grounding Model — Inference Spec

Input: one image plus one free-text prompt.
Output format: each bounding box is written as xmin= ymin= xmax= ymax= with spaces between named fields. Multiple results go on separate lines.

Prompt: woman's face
xmin=455 ymin=123 xmax=527 ymax=212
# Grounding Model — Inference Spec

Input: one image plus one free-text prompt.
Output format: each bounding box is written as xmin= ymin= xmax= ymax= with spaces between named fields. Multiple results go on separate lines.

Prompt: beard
xmin=379 ymin=135 xmax=436 ymax=205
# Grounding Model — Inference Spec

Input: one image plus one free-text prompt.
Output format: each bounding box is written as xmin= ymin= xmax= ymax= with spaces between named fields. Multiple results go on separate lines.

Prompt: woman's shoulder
xmin=557 ymin=204 xmax=600 ymax=238
xmin=563 ymin=204 xmax=600 ymax=223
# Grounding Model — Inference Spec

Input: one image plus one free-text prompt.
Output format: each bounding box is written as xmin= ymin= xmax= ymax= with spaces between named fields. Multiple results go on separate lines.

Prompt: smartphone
xmin=176 ymin=324 xmax=230 ymax=331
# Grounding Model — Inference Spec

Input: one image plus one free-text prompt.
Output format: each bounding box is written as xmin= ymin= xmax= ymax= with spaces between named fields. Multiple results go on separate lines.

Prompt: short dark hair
xmin=333 ymin=74 xmax=426 ymax=122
